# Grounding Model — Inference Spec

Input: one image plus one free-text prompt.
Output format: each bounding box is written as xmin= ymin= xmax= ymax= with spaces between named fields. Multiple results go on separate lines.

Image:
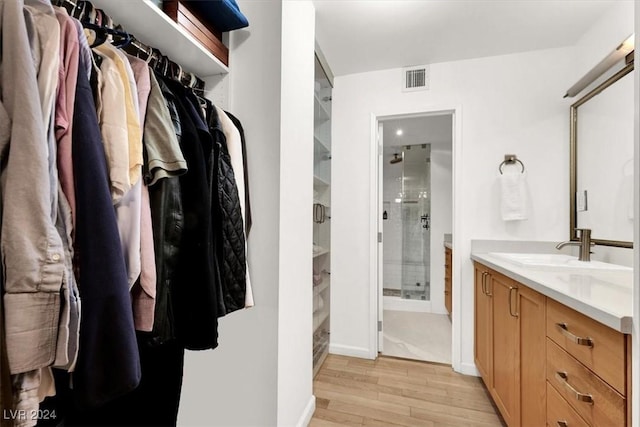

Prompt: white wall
xmin=573 ymin=1 xmax=634 ymax=86
xmin=330 ymin=46 xmax=575 ymax=370
xmin=277 ymin=1 xmax=316 ymax=425
xmin=179 ymin=1 xmax=316 ymax=426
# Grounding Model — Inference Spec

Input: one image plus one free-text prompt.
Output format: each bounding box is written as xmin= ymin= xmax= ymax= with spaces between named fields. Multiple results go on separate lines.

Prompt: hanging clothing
xmin=1 ymin=1 xmax=253 ymax=421
xmin=0 ymin=284 xmax=13 ymax=427
xmin=52 ymin=188 xmax=80 ymax=372
xmin=93 ymin=42 xmax=143 ymax=188
xmin=92 ymin=48 xmax=130 ymax=200
xmin=127 ymin=56 xmax=156 ymax=332
xmin=73 ymin=18 xmax=92 ymax=81
xmin=93 ymin=45 xmax=143 ymax=290
xmin=144 ymin=72 xmax=189 ymax=185
xmin=1 ymin=1 xmax=65 ymax=422
xmin=52 ymin=3 xmax=82 ymax=377
xmin=1 ymin=0 xmax=66 ymax=385
xmin=162 ymin=78 xmax=220 ymax=350
xmin=225 ymin=111 xmax=254 ymax=307
xmin=183 ymin=93 xmax=226 ymax=318
xmin=216 ymin=107 xmax=253 ymax=309
xmin=54 ymin=7 xmax=79 ymax=228
xmin=144 ymin=71 xmax=188 ymax=345
xmin=71 ymin=53 xmax=140 ymax=409
xmin=206 ymin=106 xmax=247 ymax=315
xmin=48 ymin=335 xmax=185 ymax=427
xmin=225 ymin=111 xmax=252 ymax=235
xmin=25 ymin=0 xmax=60 ymax=132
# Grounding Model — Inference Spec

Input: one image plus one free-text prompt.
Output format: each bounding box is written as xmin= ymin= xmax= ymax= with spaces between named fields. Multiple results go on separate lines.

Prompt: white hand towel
xmin=500 ymin=172 xmax=527 ymax=221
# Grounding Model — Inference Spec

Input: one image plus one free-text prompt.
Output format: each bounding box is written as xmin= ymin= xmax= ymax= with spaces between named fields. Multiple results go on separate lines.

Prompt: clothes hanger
xmin=155 ymin=54 xmax=171 ymax=79
xmin=83 ymin=22 xmax=131 ymax=48
xmin=53 ymin=0 xmax=80 ymax=16
xmin=123 ymin=37 xmax=153 ymax=62
xmin=169 ymin=61 xmax=185 ymax=85
xmin=74 ymin=1 xmax=96 ymax=24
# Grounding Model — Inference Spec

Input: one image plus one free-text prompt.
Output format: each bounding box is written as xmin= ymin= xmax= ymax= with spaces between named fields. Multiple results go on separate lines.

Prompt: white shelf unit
xmin=312 ymin=56 xmax=332 ymax=376
xmin=90 ymin=0 xmax=229 ymax=77
xmin=314 ymin=93 xmax=331 ymax=123
xmin=313 ymin=279 xmax=330 ymax=297
xmin=313 ymin=247 xmax=330 ymax=258
xmin=313 ymin=175 xmax=330 ymax=188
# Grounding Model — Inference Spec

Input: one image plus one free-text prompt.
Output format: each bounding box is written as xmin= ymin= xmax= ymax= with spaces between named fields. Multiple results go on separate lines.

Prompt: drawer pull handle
xmin=508 ymin=286 xmax=518 ymax=317
xmin=556 ymin=422 xmax=568 ymax=427
xmin=555 ymin=371 xmax=594 ymax=405
xmin=481 ymin=272 xmax=492 ymax=296
xmin=556 ymin=323 xmax=594 ymax=347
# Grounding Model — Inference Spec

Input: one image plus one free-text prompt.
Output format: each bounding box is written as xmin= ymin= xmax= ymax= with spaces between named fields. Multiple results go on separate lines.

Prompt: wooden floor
xmin=310 ymin=354 xmax=505 ymax=427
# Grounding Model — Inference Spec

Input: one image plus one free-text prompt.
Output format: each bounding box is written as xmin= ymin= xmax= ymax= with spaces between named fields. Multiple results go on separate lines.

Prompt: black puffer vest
xmin=208 ymin=106 xmax=247 ymax=315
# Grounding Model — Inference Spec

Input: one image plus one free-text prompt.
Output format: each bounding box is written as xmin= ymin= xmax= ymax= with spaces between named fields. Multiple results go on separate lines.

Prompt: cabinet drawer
xmin=547 ymin=339 xmax=625 ymax=426
xmin=546 ymin=298 xmax=626 ymax=394
xmin=547 ymin=381 xmax=589 ymax=427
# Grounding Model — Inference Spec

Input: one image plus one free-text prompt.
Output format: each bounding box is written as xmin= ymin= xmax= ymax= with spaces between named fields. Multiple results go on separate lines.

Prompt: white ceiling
xmin=313 ymin=0 xmax=621 ymax=77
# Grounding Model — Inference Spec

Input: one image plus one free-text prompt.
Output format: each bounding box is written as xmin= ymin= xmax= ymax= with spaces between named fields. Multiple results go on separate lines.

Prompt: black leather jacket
xmin=164 ymin=79 xmax=220 ymax=350
xmin=145 ymin=76 xmax=186 ymax=346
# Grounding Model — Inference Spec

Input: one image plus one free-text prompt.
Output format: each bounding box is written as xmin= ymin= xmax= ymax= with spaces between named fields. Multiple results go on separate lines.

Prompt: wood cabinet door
xmin=491 ymin=273 xmax=519 ymax=426
xmin=444 ymin=248 xmax=452 ymax=315
xmin=517 ymin=285 xmax=546 ymax=427
xmin=474 ymin=264 xmax=492 ymax=388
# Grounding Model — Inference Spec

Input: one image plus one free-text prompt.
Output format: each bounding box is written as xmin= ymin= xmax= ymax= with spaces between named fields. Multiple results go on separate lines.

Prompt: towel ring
xmin=499 ymin=158 xmax=525 ymax=174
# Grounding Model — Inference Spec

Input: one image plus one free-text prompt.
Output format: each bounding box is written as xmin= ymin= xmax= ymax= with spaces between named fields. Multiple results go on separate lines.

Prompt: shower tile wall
xmin=383 ymin=154 xmax=430 ymax=293
xmin=383 ymin=158 xmax=403 ymax=290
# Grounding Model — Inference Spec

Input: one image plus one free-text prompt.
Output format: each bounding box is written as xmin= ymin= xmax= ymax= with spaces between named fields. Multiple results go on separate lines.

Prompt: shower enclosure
xmin=383 ymin=144 xmax=431 ymax=301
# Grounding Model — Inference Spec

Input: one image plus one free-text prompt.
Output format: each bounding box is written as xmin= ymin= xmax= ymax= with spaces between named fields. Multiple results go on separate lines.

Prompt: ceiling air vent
xmin=402 ymin=65 xmax=429 ymax=92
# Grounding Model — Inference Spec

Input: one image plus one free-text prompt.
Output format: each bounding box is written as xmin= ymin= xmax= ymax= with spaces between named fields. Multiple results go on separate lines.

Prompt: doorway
xmin=377 ymin=113 xmax=454 ymax=364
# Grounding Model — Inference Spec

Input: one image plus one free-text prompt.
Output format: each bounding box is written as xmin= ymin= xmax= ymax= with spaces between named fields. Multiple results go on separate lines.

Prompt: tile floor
xmin=382 ymin=310 xmax=452 ymax=364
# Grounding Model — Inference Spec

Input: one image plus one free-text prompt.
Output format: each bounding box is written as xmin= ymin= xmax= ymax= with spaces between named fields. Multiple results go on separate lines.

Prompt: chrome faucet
xmin=555 ymin=228 xmax=594 ymax=262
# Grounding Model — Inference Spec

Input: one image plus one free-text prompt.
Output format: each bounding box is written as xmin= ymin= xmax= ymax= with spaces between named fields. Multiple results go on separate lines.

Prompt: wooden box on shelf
xmin=163 ymin=0 xmax=229 ymax=66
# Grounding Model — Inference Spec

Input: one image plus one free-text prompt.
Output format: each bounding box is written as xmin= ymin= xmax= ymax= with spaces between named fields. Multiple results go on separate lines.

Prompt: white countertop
xmin=471 ymin=252 xmax=633 ymax=333
xmin=444 ymin=242 xmax=453 ymax=250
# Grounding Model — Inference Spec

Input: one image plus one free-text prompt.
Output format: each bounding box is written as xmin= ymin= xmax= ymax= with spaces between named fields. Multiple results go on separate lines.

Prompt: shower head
xmin=390 ymin=153 xmax=403 ymax=164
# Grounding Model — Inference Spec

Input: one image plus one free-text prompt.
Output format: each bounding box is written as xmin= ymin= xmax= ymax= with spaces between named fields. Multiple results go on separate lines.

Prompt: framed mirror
xmin=570 ymin=58 xmax=634 ymax=248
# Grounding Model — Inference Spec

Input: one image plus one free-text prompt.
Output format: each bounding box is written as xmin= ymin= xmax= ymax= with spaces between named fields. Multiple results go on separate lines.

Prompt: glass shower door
xmin=400 ymin=145 xmax=431 ymax=300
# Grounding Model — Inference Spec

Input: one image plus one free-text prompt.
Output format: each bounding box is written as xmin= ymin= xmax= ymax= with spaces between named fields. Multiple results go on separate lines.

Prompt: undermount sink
xmin=488 ymin=252 xmax=632 ymax=271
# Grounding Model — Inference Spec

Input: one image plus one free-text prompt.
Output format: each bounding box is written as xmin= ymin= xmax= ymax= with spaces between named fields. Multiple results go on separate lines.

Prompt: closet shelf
xmin=313 ymin=309 xmax=330 ymax=333
xmin=314 ymin=175 xmax=330 ymax=187
xmin=90 ymin=0 xmax=229 ymax=77
xmin=313 ymin=280 xmax=330 ymax=297
xmin=314 ymin=94 xmax=331 ymax=122
xmin=314 ymin=135 xmax=331 ymax=154
xmin=313 ymin=346 xmax=329 ymax=377
xmin=313 ymin=248 xmax=330 ymax=258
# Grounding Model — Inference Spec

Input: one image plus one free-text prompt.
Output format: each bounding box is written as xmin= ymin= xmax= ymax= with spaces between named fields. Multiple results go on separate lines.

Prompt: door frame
xmin=369 ymin=106 xmax=463 ymax=372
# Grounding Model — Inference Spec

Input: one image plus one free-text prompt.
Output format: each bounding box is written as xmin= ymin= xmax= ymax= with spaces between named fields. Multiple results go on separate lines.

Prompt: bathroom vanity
xmin=444 ymin=243 xmax=452 ymax=316
xmin=471 ymin=252 xmax=632 ymax=427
